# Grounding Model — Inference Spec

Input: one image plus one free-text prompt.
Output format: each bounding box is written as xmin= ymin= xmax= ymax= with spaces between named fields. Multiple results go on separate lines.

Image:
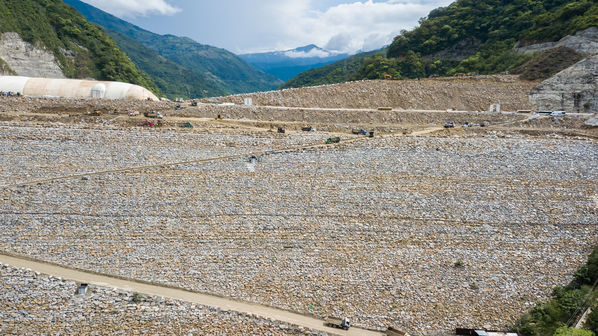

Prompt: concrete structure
xmin=529 ymin=55 xmax=598 ymax=113
xmin=0 ymin=76 xmax=158 ymax=101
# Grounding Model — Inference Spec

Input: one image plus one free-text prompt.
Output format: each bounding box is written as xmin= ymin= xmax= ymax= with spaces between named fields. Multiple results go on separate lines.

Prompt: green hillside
xmin=280 ymin=48 xmax=385 ymax=89
xmin=64 ymin=0 xmax=283 ymax=97
xmin=282 ymin=0 xmax=597 ymax=88
xmin=385 ymin=0 xmax=597 ymax=77
xmin=0 ymin=0 xmax=159 ymax=94
xmin=107 ymin=31 xmax=227 ymax=98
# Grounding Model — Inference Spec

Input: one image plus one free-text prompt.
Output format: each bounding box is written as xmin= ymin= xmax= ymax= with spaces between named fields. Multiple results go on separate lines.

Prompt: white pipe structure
xmin=0 ymin=76 xmax=159 ymax=101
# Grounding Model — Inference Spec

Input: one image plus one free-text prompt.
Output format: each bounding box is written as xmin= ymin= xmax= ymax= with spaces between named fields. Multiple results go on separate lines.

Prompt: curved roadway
xmin=0 ymin=253 xmax=383 ymax=336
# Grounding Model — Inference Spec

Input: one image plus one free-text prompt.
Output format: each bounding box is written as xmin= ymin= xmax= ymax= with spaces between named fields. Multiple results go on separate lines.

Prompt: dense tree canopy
xmin=382 ymin=0 xmax=597 ymax=79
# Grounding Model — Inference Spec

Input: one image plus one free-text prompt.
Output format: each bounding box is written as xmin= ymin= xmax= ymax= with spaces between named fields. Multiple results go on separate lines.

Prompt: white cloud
xmin=81 ymin=0 xmax=180 ymax=17
xmin=81 ymin=0 xmax=454 ymax=54
xmin=284 ymin=49 xmax=332 ymax=58
xmin=247 ymin=0 xmax=453 ymax=54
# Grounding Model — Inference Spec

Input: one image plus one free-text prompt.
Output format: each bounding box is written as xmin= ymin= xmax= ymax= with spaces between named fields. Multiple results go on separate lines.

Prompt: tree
xmin=586 ymin=307 xmax=598 ymax=335
xmin=553 ymin=326 xmax=595 ymax=336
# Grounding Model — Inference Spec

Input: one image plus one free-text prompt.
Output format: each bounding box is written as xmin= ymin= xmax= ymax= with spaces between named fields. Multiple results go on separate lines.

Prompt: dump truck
xmin=144 ymin=111 xmax=163 ymax=119
xmin=325 ymin=137 xmax=341 ymax=144
xmin=325 ymin=316 xmax=350 ymax=330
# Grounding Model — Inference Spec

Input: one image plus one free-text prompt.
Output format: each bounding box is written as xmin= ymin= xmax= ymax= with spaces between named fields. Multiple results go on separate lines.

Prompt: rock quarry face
xmin=517 ymin=26 xmax=598 ymax=55
xmin=530 ymin=55 xmax=598 ymax=113
xmin=0 ymin=32 xmax=65 ymax=79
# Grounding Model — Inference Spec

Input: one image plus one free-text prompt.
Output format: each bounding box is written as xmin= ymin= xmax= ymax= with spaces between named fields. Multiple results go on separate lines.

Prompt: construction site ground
xmin=0 ymin=77 xmax=597 ymax=335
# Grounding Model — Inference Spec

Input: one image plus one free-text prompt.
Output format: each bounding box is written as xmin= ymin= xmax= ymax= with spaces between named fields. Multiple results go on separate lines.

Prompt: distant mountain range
xmin=240 ymin=45 xmax=349 ymax=82
xmin=64 ymin=0 xmax=283 ymax=98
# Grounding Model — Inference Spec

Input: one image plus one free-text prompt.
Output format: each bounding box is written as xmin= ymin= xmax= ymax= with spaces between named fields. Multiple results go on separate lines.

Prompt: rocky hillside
xmin=0 ymin=0 xmax=159 ymax=94
xmin=64 ymin=0 xmax=283 ymax=98
xmin=210 ymin=75 xmax=535 ymax=112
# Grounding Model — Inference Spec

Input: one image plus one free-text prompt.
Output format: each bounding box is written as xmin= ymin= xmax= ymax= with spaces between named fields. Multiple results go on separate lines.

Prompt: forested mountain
xmin=0 ymin=0 xmax=160 ymax=94
xmin=280 ymin=48 xmax=385 ymax=89
xmin=64 ymin=0 xmax=283 ymax=98
xmin=106 ymin=31 xmax=227 ymax=98
xmin=282 ymin=0 xmax=597 ymax=88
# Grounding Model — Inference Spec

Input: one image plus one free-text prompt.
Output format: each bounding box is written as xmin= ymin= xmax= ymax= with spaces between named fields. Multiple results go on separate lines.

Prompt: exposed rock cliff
xmin=516 ymin=27 xmax=598 ymax=56
xmin=529 ymin=55 xmax=598 ymax=113
xmin=0 ymin=33 xmax=65 ymax=78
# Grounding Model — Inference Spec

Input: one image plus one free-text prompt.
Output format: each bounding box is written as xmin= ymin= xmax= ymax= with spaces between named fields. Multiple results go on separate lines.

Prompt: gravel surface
xmin=0 ymin=121 xmax=327 ymax=185
xmin=0 ymin=263 xmax=322 ymax=335
xmin=205 ymin=75 xmax=535 ymax=111
xmin=0 ymin=122 xmax=596 ymax=334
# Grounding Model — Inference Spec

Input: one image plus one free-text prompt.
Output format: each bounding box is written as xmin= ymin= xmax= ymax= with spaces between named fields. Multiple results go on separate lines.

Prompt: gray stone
xmin=0 ymin=32 xmax=65 ymax=78
xmin=584 ymin=115 xmax=598 ymax=127
xmin=529 ymin=55 xmax=598 ymax=113
xmin=516 ymin=27 xmax=598 ymax=55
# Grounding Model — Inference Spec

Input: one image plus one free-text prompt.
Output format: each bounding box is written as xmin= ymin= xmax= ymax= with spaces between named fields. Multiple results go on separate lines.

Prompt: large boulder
xmin=585 ymin=114 xmax=598 ymax=127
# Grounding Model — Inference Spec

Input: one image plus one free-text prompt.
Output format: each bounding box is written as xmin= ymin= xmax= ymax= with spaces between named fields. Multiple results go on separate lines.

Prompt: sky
xmin=79 ymin=0 xmax=454 ymax=55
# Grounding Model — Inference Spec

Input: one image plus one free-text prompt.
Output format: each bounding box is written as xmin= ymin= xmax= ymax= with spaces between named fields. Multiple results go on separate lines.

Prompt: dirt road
xmin=0 ymin=253 xmax=383 ymax=336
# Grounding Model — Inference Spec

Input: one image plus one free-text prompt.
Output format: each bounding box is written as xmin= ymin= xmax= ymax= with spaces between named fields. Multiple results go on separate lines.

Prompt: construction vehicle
xmin=178 ymin=122 xmax=193 ymax=128
xmin=144 ymin=111 xmax=163 ymax=119
xmin=325 ymin=137 xmax=341 ymax=144
xmin=87 ymin=110 xmax=102 ymax=116
xmin=385 ymin=327 xmax=409 ymax=336
xmin=325 ymin=316 xmax=350 ymax=330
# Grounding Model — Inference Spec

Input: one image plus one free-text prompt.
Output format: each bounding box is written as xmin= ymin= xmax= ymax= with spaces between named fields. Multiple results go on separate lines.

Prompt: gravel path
xmin=0 ymin=262 xmax=328 ymax=335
